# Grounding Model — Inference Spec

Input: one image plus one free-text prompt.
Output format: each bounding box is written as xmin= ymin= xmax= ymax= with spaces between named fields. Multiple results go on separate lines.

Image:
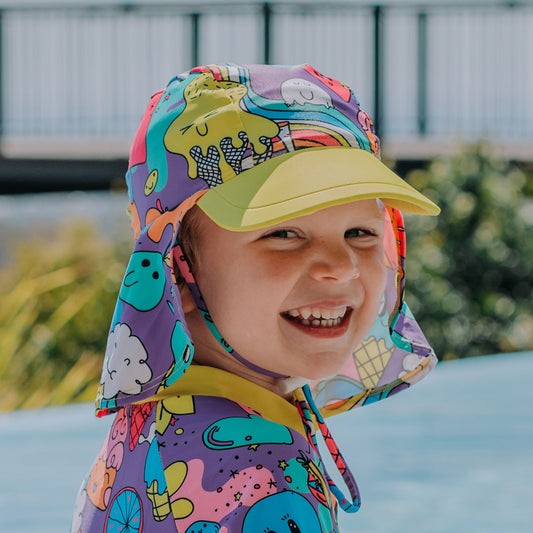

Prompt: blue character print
xmin=119 ymin=251 xmax=166 ymax=311
xmin=284 ymin=454 xmax=335 ymax=531
xmin=284 ymin=457 xmax=310 ymax=493
xmin=144 ymin=438 xmax=167 ymax=496
xmin=185 ymin=521 xmax=220 ymax=533
xmin=164 ymin=321 xmax=194 ymax=387
xmin=203 ymin=414 xmax=293 ymax=450
xmin=144 ymin=81 xmax=188 ymax=194
xmin=242 ymin=491 xmax=322 ymax=533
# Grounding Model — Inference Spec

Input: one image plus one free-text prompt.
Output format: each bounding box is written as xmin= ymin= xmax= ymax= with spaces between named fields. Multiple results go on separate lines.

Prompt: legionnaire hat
xmin=126 ymin=62 xmax=439 ymax=233
xmin=96 ymin=63 xmax=439 ymax=421
xmin=177 ymin=64 xmax=439 ymax=229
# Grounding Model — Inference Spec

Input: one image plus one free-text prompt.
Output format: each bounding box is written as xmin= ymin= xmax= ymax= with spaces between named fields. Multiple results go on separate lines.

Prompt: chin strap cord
xmin=298 ymin=384 xmax=361 ymax=513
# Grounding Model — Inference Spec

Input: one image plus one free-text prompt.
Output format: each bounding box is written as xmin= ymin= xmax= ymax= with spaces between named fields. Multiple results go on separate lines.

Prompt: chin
xmin=297 ymin=358 xmax=349 ymax=381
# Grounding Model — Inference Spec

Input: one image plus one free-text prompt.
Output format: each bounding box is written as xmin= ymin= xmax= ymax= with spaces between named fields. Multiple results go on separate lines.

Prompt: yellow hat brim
xmin=197 ymin=146 xmax=440 ymax=230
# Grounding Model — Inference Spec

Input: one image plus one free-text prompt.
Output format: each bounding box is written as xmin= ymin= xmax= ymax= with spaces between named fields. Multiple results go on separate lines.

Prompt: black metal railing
xmin=0 ymin=1 xmax=531 ymax=160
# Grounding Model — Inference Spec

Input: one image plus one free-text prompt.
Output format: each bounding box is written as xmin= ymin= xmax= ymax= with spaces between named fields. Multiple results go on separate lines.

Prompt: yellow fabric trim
xmin=138 ymin=365 xmax=307 ymax=437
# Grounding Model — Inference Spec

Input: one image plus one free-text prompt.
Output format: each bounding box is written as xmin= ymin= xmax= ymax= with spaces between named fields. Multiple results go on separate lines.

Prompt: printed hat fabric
xmin=95 ymin=63 xmax=438 ymax=417
xmin=197 ymin=146 xmax=439 ymax=231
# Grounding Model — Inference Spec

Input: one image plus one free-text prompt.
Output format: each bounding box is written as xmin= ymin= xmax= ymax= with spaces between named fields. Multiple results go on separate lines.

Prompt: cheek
xmin=254 ymin=250 xmax=299 ymax=278
xmin=196 ymin=260 xmax=264 ymax=325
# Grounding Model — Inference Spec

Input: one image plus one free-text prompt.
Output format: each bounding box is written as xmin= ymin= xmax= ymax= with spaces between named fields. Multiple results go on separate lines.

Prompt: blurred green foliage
xmin=0 ymin=221 xmax=130 ymax=410
xmin=0 ymin=144 xmax=531 ymax=410
xmin=404 ymin=143 xmax=533 ymax=360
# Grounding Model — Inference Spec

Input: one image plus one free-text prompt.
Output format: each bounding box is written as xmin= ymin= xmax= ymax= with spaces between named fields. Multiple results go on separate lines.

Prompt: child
xmin=71 ymin=63 xmax=439 ymax=533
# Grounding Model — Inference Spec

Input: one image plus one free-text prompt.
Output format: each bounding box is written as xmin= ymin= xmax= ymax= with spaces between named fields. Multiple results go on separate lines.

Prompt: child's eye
xmin=345 ymin=227 xmax=376 ymax=239
xmin=263 ymin=229 xmax=298 ymax=239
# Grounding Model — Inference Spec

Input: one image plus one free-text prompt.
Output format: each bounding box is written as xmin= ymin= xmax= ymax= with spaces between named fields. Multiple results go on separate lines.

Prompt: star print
xmin=248 ymin=444 xmax=259 ymax=451
xmin=230 ymin=469 xmax=239 ymax=479
xmin=278 ymin=460 xmax=288 ymax=470
xmin=268 ymin=478 xmax=277 ymax=488
xmin=234 ymin=492 xmax=242 ymax=501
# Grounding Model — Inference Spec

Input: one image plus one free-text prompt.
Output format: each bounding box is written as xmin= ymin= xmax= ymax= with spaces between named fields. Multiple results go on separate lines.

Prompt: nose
xmin=308 ymin=240 xmax=359 ymax=282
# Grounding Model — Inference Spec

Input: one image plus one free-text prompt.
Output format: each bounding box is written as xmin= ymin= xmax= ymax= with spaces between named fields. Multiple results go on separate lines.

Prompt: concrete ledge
xmin=1 ymin=137 xmax=131 ymax=160
xmin=2 ymin=135 xmax=532 ymax=162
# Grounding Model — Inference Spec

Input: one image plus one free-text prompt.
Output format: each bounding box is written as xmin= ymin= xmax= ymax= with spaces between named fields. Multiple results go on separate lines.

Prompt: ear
xmin=178 ymin=283 xmax=197 ymax=313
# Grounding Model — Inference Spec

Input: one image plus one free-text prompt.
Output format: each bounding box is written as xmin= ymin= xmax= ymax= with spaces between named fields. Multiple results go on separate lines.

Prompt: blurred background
xmin=0 ymin=0 xmax=531 ymax=410
xmin=0 ymin=1 xmax=532 ymax=532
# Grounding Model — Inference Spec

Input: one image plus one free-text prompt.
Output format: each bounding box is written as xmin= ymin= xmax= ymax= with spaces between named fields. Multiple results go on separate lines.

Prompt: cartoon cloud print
xmin=102 ymin=323 xmax=152 ymax=400
xmin=242 ymin=491 xmax=322 ymax=533
xmin=399 ymin=352 xmax=428 ymax=381
xmin=281 ymin=78 xmax=333 ymax=108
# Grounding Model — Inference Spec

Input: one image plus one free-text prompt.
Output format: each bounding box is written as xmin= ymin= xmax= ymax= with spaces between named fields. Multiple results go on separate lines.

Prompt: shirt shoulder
xmin=155 ymin=394 xmax=338 ymax=532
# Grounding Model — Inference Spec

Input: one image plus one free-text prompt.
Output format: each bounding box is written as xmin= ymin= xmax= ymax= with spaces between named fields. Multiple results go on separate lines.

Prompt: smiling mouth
xmin=282 ymin=306 xmax=351 ymax=329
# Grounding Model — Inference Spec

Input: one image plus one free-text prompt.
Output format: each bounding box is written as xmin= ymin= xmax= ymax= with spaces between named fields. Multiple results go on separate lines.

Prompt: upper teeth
xmin=287 ymin=307 xmax=347 ymax=320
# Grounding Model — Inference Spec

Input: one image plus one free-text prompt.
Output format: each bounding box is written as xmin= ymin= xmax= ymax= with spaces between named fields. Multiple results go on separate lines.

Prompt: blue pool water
xmin=1 ymin=352 xmax=532 ymax=533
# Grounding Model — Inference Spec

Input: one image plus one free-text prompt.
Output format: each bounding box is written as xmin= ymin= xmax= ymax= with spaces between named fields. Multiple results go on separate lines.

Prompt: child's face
xmin=186 ymin=199 xmax=387 ymax=382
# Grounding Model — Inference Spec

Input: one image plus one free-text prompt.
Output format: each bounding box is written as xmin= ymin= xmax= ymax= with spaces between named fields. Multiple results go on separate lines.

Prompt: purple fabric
xmin=73 ymin=396 xmax=339 ymax=533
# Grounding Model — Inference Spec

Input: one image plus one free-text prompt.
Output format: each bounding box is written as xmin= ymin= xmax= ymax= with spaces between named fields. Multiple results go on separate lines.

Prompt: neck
xmin=184 ymin=306 xmax=310 ymax=399
xmin=191 ymin=338 xmax=293 ymax=398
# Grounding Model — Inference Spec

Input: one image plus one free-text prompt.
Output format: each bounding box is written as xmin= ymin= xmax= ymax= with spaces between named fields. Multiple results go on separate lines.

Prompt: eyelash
xmin=263 ymin=228 xmax=377 ymax=239
xmin=263 ymin=229 xmax=298 ymax=239
xmin=345 ymin=227 xmax=377 ymax=238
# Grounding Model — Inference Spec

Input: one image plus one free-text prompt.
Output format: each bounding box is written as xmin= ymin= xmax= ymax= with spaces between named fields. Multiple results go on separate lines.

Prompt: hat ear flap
xmin=385 ymin=206 xmax=407 ymax=324
xmin=308 ymin=204 xmax=437 ymax=417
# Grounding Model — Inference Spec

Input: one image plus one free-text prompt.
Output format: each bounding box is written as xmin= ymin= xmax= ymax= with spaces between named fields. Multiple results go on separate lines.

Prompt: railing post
xmin=191 ymin=12 xmax=200 ymax=67
xmin=373 ymin=5 xmax=383 ymax=137
xmin=263 ymin=2 xmax=272 ymax=64
xmin=0 ymin=9 xmax=3 ymax=141
xmin=417 ymin=11 xmax=427 ymax=136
